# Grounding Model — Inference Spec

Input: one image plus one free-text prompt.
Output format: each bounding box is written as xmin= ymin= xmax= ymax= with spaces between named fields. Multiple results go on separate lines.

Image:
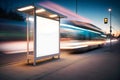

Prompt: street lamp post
xmin=108 ymin=8 xmax=112 ymax=49
xmin=76 ymin=0 xmax=78 ymax=14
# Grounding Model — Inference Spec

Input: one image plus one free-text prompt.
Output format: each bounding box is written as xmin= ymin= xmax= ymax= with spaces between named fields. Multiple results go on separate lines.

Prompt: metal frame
xmin=33 ymin=6 xmax=36 ymax=66
xmin=27 ymin=14 xmax=29 ymax=64
xmin=109 ymin=9 xmax=112 ymax=49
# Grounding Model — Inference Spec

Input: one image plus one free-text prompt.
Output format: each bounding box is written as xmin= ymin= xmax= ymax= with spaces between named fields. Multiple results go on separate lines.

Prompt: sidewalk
xmin=0 ymin=40 xmax=120 ymax=80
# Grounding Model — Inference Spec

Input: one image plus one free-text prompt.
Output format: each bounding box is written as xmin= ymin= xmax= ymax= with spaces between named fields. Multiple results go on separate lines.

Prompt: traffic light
xmin=104 ymin=18 xmax=108 ymax=24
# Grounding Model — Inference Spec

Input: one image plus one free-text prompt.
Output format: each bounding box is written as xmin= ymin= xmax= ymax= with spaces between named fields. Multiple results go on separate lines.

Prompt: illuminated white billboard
xmin=36 ymin=16 xmax=59 ymax=57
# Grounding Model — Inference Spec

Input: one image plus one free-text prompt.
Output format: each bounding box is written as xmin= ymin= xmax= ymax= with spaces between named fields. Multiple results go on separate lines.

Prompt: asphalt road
xmin=0 ymin=40 xmax=120 ymax=80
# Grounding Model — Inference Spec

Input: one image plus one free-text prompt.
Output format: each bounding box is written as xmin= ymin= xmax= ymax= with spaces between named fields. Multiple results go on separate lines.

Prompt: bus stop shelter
xmin=17 ymin=4 xmax=65 ymax=65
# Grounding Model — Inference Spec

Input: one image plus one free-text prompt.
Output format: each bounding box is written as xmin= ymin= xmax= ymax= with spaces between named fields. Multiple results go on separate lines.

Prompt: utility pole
xmin=76 ymin=0 xmax=78 ymax=14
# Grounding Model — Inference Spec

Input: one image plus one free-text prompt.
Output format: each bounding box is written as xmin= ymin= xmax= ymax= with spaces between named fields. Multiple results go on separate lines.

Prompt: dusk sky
xmin=0 ymin=0 xmax=120 ymax=36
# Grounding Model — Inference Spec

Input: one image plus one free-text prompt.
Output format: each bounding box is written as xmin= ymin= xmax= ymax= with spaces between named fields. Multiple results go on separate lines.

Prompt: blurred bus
xmin=60 ymin=20 xmax=106 ymax=52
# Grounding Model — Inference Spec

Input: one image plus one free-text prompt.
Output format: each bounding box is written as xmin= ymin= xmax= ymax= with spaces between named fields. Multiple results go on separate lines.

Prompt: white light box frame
xmin=36 ymin=16 xmax=60 ymax=58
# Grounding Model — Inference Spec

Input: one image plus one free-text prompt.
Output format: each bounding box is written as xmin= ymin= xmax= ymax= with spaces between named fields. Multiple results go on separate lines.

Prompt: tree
xmin=0 ymin=7 xmax=24 ymax=21
xmin=0 ymin=7 xmax=7 ymax=19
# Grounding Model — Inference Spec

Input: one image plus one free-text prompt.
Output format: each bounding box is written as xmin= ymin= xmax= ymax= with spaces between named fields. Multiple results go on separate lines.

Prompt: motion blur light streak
xmin=71 ymin=21 xmax=102 ymax=32
xmin=0 ymin=41 xmax=33 ymax=54
xmin=61 ymin=41 xmax=88 ymax=49
xmin=61 ymin=45 xmax=88 ymax=49
xmin=39 ymin=1 xmax=91 ymax=23
xmin=61 ymin=24 xmax=101 ymax=34
xmin=0 ymin=40 xmax=106 ymax=54
xmin=106 ymin=39 xmax=118 ymax=43
xmin=60 ymin=40 xmax=105 ymax=50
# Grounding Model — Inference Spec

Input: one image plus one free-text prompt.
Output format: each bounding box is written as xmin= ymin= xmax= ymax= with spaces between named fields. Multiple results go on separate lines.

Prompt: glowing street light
xmin=108 ymin=8 xmax=112 ymax=12
xmin=49 ymin=14 xmax=58 ymax=18
xmin=17 ymin=6 xmax=34 ymax=11
xmin=36 ymin=9 xmax=46 ymax=13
